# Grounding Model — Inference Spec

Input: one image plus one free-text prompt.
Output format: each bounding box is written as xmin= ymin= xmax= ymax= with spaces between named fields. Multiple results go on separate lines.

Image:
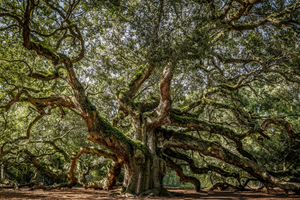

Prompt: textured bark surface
xmin=120 ymin=130 xmax=167 ymax=196
xmin=2 ymin=0 xmax=300 ymax=197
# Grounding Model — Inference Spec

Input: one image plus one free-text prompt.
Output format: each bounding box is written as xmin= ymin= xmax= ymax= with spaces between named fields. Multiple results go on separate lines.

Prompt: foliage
xmin=1 ymin=0 xmax=300 ymax=194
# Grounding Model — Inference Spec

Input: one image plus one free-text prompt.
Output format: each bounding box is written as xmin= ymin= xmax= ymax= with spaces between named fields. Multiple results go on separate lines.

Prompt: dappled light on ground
xmin=0 ymin=187 xmax=300 ymax=199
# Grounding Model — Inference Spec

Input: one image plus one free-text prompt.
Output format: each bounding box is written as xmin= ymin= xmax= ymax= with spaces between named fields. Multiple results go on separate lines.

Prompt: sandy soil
xmin=0 ymin=187 xmax=299 ymax=199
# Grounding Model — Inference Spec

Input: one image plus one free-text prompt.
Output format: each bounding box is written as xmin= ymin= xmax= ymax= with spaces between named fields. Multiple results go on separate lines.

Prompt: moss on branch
xmin=128 ymin=64 xmax=148 ymax=87
xmin=164 ymin=148 xmax=240 ymax=181
xmin=28 ymin=66 xmax=63 ymax=81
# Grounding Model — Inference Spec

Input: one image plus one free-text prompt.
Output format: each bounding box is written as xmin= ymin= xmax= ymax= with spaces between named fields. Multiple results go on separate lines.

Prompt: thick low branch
xmin=31 ymin=146 xmax=120 ymax=190
xmin=164 ymin=156 xmax=201 ymax=192
xmin=168 ymin=113 xmax=242 ymax=142
xmin=164 ymin=148 xmax=241 ymax=184
xmin=203 ymin=182 xmax=237 ymax=191
xmin=167 ymin=113 xmax=258 ymax=162
xmin=163 ymin=133 xmax=300 ymax=192
xmin=70 ymin=147 xmax=120 ymax=190
xmin=23 ymin=150 xmax=68 ymax=180
xmin=20 ymin=92 xmax=77 ymax=111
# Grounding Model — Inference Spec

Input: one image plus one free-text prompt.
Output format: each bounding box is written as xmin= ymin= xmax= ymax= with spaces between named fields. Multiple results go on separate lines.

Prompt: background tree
xmin=1 ymin=0 xmax=300 ymax=196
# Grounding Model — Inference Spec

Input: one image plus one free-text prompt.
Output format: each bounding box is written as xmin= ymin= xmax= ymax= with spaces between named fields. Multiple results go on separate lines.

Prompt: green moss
xmin=125 ymin=127 xmax=133 ymax=136
xmin=171 ymin=108 xmax=198 ymax=119
xmin=112 ymin=111 xmax=125 ymax=122
xmin=186 ymin=111 xmax=198 ymax=118
xmin=31 ymin=41 xmax=60 ymax=60
xmin=106 ymin=160 xmax=113 ymax=169
xmin=57 ymin=53 xmax=70 ymax=60
xmin=180 ymin=105 xmax=190 ymax=111
xmin=172 ymin=132 xmax=195 ymax=142
xmin=204 ymin=86 xmax=221 ymax=95
xmin=31 ymin=42 xmax=70 ymax=65
xmin=85 ymin=99 xmax=97 ymax=111
xmin=98 ymin=116 xmax=149 ymax=155
xmin=132 ymin=139 xmax=148 ymax=154
xmin=169 ymin=113 xmax=199 ymax=125
xmin=116 ymin=88 xmax=127 ymax=96
xmin=128 ymin=64 xmax=147 ymax=87
xmin=212 ymin=124 xmax=225 ymax=132
xmin=171 ymin=108 xmax=181 ymax=115
xmin=147 ymin=95 xmax=158 ymax=100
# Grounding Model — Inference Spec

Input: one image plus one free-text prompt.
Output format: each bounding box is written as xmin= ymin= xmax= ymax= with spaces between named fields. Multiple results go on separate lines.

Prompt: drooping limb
xmin=164 ymin=156 xmax=201 ymax=192
xmin=163 ymin=133 xmax=300 ymax=192
xmin=163 ymin=148 xmax=242 ymax=186
xmin=203 ymin=182 xmax=237 ymax=192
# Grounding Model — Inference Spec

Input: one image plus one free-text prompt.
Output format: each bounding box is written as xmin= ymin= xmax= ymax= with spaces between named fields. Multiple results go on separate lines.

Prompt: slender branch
xmin=26 ymin=113 xmax=46 ymax=139
xmin=228 ymin=2 xmax=300 ymax=31
xmin=0 ymin=24 xmax=19 ymax=31
xmin=31 ymin=24 xmax=77 ymax=37
xmin=0 ymin=13 xmax=25 ymax=27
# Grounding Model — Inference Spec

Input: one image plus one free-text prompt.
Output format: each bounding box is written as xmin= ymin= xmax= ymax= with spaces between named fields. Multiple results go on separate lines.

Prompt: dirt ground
xmin=0 ymin=187 xmax=299 ymax=200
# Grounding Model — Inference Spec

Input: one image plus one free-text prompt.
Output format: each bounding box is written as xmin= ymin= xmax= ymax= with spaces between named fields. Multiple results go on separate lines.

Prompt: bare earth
xmin=0 ymin=187 xmax=300 ymax=200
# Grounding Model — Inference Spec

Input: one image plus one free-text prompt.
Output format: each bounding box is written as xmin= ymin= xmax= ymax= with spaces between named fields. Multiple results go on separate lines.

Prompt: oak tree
xmin=1 ymin=0 xmax=300 ymax=196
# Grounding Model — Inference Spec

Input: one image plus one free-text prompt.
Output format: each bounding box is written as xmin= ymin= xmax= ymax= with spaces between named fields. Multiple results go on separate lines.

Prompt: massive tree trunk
xmin=85 ymin=108 xmax=168 ymax=196
xmin=121 ymin=152 xmax=166 ymax=196
xmin=117 ymin=128 xmax=167 ymax=196
xmin=111 ymin=63 xmax=175 ymax=196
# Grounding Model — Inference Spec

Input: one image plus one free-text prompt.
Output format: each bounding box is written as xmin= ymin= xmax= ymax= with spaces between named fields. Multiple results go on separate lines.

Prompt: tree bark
xmin=120 ymin=129 xmax=167 ymax=196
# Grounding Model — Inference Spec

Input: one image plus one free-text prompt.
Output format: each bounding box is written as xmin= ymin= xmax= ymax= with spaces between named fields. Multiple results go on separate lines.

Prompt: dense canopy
xmin=1 ymin=0 xmax=300 ymax=197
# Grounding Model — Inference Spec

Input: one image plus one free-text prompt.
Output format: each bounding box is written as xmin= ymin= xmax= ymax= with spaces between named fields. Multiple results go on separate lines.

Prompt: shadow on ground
xmin=0 ymin=187 xmax=300 ymax=199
